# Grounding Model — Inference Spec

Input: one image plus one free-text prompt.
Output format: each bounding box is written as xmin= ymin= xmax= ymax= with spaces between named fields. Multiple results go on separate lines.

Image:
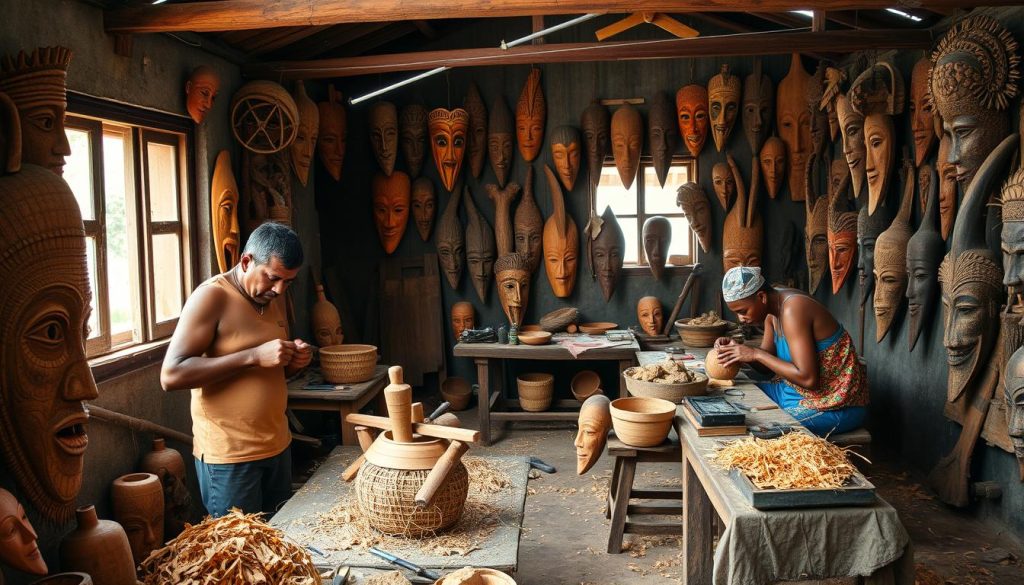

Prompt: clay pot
xmin=364 ymin=431 xmax=448 ymax=470
xmin=578 ymin=322 xmax=617 ymax=335
xmin=517 ymin=373 xmax=554 ymax=412
xmin=674 ymin=319 xmax=729 ymax=347
xmin=704 ymin=349 xmax=740 ymax=380
xmin=518 ymin=331 xmax=552 ymax=345
xmin=139 ymin=437 xmax=189 ymax=537
xmin=435 ymin=567 xmax=518 ymax=584
xmin=140 ymin=438 xmax=185 ymax=482
xmin=440 ymin=377 xmax=472 ymax=411
xmin=60 ymin=506 xmax=138 ymax=585
xmin=570 ymin=371 xmax=602 ymax=401
xmin=112 ymin=473 xmax=164 ymax=566
xmin=30 ymin=574 xmax=93 ymax=585
xmin=622 ymin=368 xmax=708 ymax=402
xmin=610 ymin=397 xmax=676 ymax=447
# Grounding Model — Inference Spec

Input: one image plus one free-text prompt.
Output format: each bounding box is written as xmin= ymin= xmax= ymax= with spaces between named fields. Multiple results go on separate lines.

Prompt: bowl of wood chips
xmin=675 ymin=311 xmax=730 ymax=347
xmin=623 ymin=360 xmax=708 ymax=402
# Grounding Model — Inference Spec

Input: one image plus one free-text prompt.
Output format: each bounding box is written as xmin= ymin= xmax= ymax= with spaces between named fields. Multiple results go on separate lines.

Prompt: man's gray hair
xmin=243 ymin=221 xmax=303 ymax=269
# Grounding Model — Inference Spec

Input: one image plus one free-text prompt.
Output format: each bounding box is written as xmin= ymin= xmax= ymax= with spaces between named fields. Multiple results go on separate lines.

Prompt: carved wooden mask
xmin=211 ymin=150 xmax=240 ymax=274
xmin=372 ymin=171 xmax=410 ymax=254
xmin=819 ymin=67 xmax=847 ymax=142
xmin=451 ymin=301 xmax=475 ymax=341
xmin=777 ymin=54 xmax=812 ymax=201
xmin=611 ymin=104 xmax=642 ymax=189
xmin=1001 ymin=167 xmax=1024 ymax=304
xmin=676 ymin=182 xmax=711 ymax=253
xmin=550 ymin=125 xmax=581 ymax=192
xmin=400 ymin=104 xmax=427 ymax=178
xmin=643 ymin=216 xmax=671 ymax=280
xmin=312 ymin=285 xmax=343 ymax=347
xmin=488 ymin=97 xmax=514 ymax=188
xmin=850 ymin=62 xmax=904 ymax=215
xmin=581 ymin=100 xmax=611 ymax=189
xmin=907 ymin=166 xmax=942 ymax=351
xmin=317 ymin=84 xmax=346 ymax=181
xmin=486 ymin=180 xmax=521 ymax=258
xmin=437 ymin=188 xmax=464 ymax=289
xmin=873 ymin=158 xmax=915 ymax=341
xmin=711 ymin=162 xmax=735 ymax=211
xmin=464 ymin=82 xmax=488 ymax=178
xmin=289 ymin=81 xmax=319 ymax=187
xmin=542 ymin=164 xmax=578 ymax=297
xmin=0 ymin=47 xmax=72 ymax=176
xmin=836 ymin=94 xmax=866 ymax=199
xmin=805 ymin=160 xmax=830 ymax=295
xmin=637 ymin=296 xmax=664 ymax=337
xmin=185 ymin=65 xmax=219 ymax=124
xmin=516 ymin=67 xmax=545 ymax=162
xmin=759 ymin=137 xmax=786 ymax=199
xmin=722 ymin=155 xmax=762 ymax=271
xmin=592 ymin=206 xmax=624 ymax=302
xmin=827 ymin=160 xmax=857 ymax=294
xmin=648 ymin=92 xmax=678 ymax=188
xmin=936 ymin=134 xmax=957 ymax=241
xmin=495 ymin=252 xmax=531 ymax=327
xmin=0 ymin=488 xmax=47 ymax=575
xmin=575 ymin=394 xmax=611 ymax=475
xmin=1003 ymin=347 xmax=1024 ymax=477
xmin=411 ymin=176 xmax=435 ymax=241
xmin=675 ymin=84 xmax=708 ymax=157
xmin=464 ymin=186 xmax=496 ymax=301
xmin=910 ymin=57 xmax=937 ymax=168
xmin=856 ymin=200 xmax=893 ymax=308
xmin=708 ymin=64 xmax=741 ymax=152
xmin=743 ymin=60 xmax=773 ymax=154
xmin=428 ymin=107 xmax=470 ymax=193
xmin=368 ymin=101 xmax=398 ymax=176
xmin=514 ymin=165 xmax=543 ymax=273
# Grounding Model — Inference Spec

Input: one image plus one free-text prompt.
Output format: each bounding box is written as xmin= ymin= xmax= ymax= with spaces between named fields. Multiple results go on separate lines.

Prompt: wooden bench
xmin=605 ymin=436 xmax=683 ymax=554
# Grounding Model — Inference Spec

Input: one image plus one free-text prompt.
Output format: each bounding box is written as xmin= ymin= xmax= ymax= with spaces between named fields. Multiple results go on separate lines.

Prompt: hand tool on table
xmin=748 ymin=422 xmax=795 ymax=439
xmin=425 ymin=401 xmax=451 ymax=422
xmin=729 ymin=401 xmax=779 ymax=412
xmin=303 ymin=383 xmax=351 ymax=391
xmin=368 ymin=547 xmax=441 ymax=581
xmin=662 ymin=262 xmax=703 ymax=336
xmin=528 ymin=457 xmax=556 ymax=473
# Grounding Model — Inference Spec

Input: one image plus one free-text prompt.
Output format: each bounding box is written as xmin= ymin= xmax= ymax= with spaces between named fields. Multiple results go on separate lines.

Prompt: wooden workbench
xmin=286 ymin=365 xmax=389 ymax=446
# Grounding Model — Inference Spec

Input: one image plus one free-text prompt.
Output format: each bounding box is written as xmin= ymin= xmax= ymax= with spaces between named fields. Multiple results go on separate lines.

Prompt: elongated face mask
xmin=910 ymin=58 xmax=937 ymax=168
xmin=708 ymin=64 xmax=741 ymax=152
xmin=437 ymin=189 xmax=464 ymax=289
xmin=464 ymin=187 xmax=496 ymax=301
xmin=759 ymin=137 xmax=786 ymax=199
xmin=637 ymin=296 xmax=664 ymax=337
xmin=542 ymin=165 xmax=578 ymax=297
xmin=495 ymin=253 xmax=531 ymax=327
xmin=0 ymin=488 xmax=47 ymax=575
xmin=451 ymin=301 xmax=474 ymax=341
xmin=211 ymin=150 xmax=240 ymax=274
xmin=828 ymin=160 xmax=856 ymax=294
xmin=186 ymin=65 xmax=219 ymax=125
xmin=873 ymin=161 xmax=914 ymax=341
xmin=648 ymin=92 xmax=678 ymax=188
xmin=676 ymin=182 xmax=711 ymax=253
xmin=289 ymin=81 xmax=318 ymax=187
xmin=743 ymin=61 xmax=773 ymax=154
xmin=711 ymin=162 xmax=734 ymax=211
xmin=777 ymin=53 xmax=812 ymax=201
xmin=806 ymin=188 xmax=829 ymax=295
xmin=907 ymin=167 xmax=942 ymax=351
xmin=428 ymin=108 xmax=470 ymax=193
xmin=575 ymin=395 xmax=611 ymax=475
xmin=317 ymin=84 xmax=346 ymax=181
xmin=514 ymin=166 xmax=543 ymax=272
xmin=675 ymin=85 xmax=708 ymax=157
xmin=1004 ymin=347 xmax=1024 ymax=478
xmin=581 ymin=100 xmax=611 ymax=189
xmin=592 ymin=206 xmax=624 ymax=302
xmin=488 ymin=97 xmax=514 ymax=188
xmin=372 ymin=171 xmax=411 ymax=254
xmin=837 ymin=94 xmax=866 ymax=198
xmin=850 ymin=62 xmax=904 ymax=215
xmin=550 ymin=125 xmax=581 ymax=192
xmin=411 ymin=176 xmax=435 ymax=241
xmin=936 ymin=133 xmax=957 ymax=241
xmin=465 ymin=82 xmax=488 ymax=178
xmin=643 ymin=216 xmax=670 ymax=280
xmin=610 ymin=104 xmax=642 ymax=189
xmin=516 ymin=67 xmax=545 ymax=162
xmin=400 ymin=104 xmax=427 ymax=178
xmin=857 ymin=202 xmax=893 ymax=307
xmin=368 ymin=101 xmax=398 ymax=176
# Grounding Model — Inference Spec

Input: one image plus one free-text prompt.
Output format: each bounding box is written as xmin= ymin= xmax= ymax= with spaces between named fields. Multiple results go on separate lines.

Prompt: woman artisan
xmin=714 ymin=266 xmax=868 ymax=436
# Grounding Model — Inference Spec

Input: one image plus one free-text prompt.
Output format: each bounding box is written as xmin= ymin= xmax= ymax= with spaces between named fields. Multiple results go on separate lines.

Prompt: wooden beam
xmin=533 ymin=15 xmax=545 ymax=44
xmin=340 ymin=22 xmax=420 ymax=57
xmin=282 ymin=22 xmax=391 ymax=60
xmin=247 ymin=25 xmax=333 ymax=55
xmin=750 ymin=11 xmax=807 ymax=29
xmin=689 ymin=13 xmax=754 ymax=34
xmin=414 ymin=20 xmax=439 ymax=41
xmin=812 ymin=10 xmax=826 ymax=32
xmin=105 ymin=0 xmax=1009 ymax=33
xmin=244 ymin=28 xmax=934 ymax=80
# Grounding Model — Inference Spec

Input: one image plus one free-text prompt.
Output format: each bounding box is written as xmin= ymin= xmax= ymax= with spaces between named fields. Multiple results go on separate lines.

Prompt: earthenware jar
xmin=112 ymin=473 xmax=164 ymax=566
xmin=59 ymin=506 xmax=137 ymax=585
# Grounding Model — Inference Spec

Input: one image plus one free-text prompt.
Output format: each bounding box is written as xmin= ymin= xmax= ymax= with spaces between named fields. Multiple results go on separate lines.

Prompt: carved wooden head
xmin=907 ymin=166 xmax=942 ymax=351
xmin=317 ymin=84 xmax=346 ymax=181
xmin=743 ymin=60 xmax=773 ymax=154
xmin=805 ymin=165 xmax=830 ymax=295
xmin=1003 ymin=346 xmax=1024 ymax=472
xmin=516 ymin=68 xmax=545 ymax=162
xmin=581 ymin=100 xmax=610 ymax=189
xmin=910 ymin=58 xmax=937 ymax=168
xmin=495 ymin=252 xmax=531 ymax=327
xmin=312 ymin=285 xmax=343 ymax=347
xmin=850 ymin=62 xmax=904 ymax=215
xmin=936 ymin=133 xmax=957 ymax=241
xmin=550 ymin=125 xmax=581 ymax=192
xmin=675 ymin=84 xmax=708 ymax=157
xmin=777 ymin=54 xmax=811 ymax=201
xmin=611 ymin=104 xmax=642 ymax=189
xmin=488 ymin=97 xmax=514 ymax=188
xmin=451 ymin=301 xmax=475 ymax=341
xmin=428 ymin=107 xmax=470 ymax=193
xmin=1000 ymin=166 xmax=1024 ymax=297
xmin=856 ymin=200 xmax=892 ymax=308
xmin=289 ymin=81 xmax=319 ymax=187
xmin=542 ymin=165 xmax=578 ymax=297
xmin=643 ymin=216 xmax=671 ymax=280
xmin=592 ymin=206 xmax=624 ymax=302
xmin=185 ymin=65 xmax=219 ymax=125
xmin=575 ymin=394 xmax=610 ymax=475
xmin=0 ymin=488 xmax=47 ymax=575
xmin=464 ymin=82 xmax=488 ymax=178
xmin=873 ymin=158 xmax=915 ymax=341
xmin=711 ymin=162 xmax=734 ymax=211
xmin=827 ymin=159 xmax=856 ymax=294
xmin=0 ymin=47 xmax=72 ymax=176
xmin=399 ymin=104 xmax=427 ymax=178
xmin=437 ymin=188 xmax=464 ymax=289
xmin=722 ymin=155 xmax=762 ymax=271
xmin=836 ymin=94 xmax=865 ymax=199
xmin=463 ymin=186 xmax=496 ymax=301
xmin=514 ymin=165 xmax=543 ymax=273
xmin=676 ymin=182 xmax=711 ymax=253
xmin=637 ymin=296 xmax=664 ymax=337
xmin=211 ymin=150 xmax=240 ymax=274
xmin=759 ymin=137 xmax=786 ymax=199
xmin=372 ymin=171 xmax=410 ymax=254
xmin=708 ymin=64 xmax=741 ymax=152
xmin=819 ymin=66 xmax=847 ymax=142
xmin=648 ymin=92 xmax=678 ymax=188
xmin=368 ymin=101 xmax=398 ymax=176
xmin=411 ymin=176 xmax=435 ymax=241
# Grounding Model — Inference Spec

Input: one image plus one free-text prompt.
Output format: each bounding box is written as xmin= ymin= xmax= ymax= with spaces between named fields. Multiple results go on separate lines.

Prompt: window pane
xmin=147 ymin=141 xmax=179 ymax=221
xmin=85 ymin=237 xmax=100 ymax=339
xmin=64 ymin=128 xmax=95 ymax=220
xmin=643 ymin=165 xmax=690 ymax=215
xmin=621 ymin=217 xmax=639 ymax=265
xmin=596 ymin=165 xmax=637 ymax=215
xmin=152 ymin=233 xmax=183 ymax=322
xmin=103 ymin=133 xmax=136 ymax=341
xmin=666 ymin=217 xmax=691 ymax=258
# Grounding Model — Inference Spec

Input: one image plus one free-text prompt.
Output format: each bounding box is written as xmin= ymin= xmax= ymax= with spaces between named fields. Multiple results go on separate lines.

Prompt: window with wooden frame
xmin=593 ymin=156 xmax=698 ymax=267
xmin=62 ymin=98 xmax=194 ymax=359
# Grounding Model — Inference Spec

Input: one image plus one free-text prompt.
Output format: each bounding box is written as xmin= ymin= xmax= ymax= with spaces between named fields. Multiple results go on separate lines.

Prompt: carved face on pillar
xmin=1004 ymin=347 xmax=1024 ymax=477
xmin=411 ymin=177 xmax=435 ymax=241
xmin=575 ymin=394 xmax=611 ymax=475
xmin=936 ymin=134 xmax=957 ymax=240
xmin=676 ymin=182 xmax=711 ymax=253
xmin=611 ymin=105 xmax=642 ymax=189
xmin=368 ymin=101 xmax=398 ymax=176
xmin=836 ymin=94 xmax=866 ymax=198
xmin=185 ymin=65 xmax=219 ymax=124
xmin=759 ymin=137 xmax=786 ymax=199
xmin=592 ymin=206 xmax=624 ymax=302
xmin=211 ymin=150 xmax=240 ymax=274
xmin=488 ymin=97 xmax=514 ymax=188
xmin=437 ymin=188 xmax=464 ymax=289
xmin=675 ymin=85 xmax=708 ymax=157
xmin=451 ymin=301 xmax=475 ymax=341
xmin=516 ymin=68 xmax=545 ymax=162
xmin=317 ymin=84 xmax=347 ymax=182
xmin=643 ymin=216 xmax=671 ymax=280
xmin=542 ymin=165 xmax=579 ymax=297
xmin=0 ymin=47 xmax=73 ymax=176
xmin=463 ymin=187 xmax=496 ymax=301
xmin=648 ymin=92 xmax=678 ymax=188
xmin=637 ymin=297 xmax=664 ymax=337
xmin=0 ymin=488 xmax=47 ymax=575
xmin=711 ymin=162 xmax=735 ymax=212
xmin=708 ymin=64 xmax=741 ymax=152
xmin=910 ymin=58 xmax=937 ymax=168
xmin=514 ymin=166 xmax=543 ymax=273
xmin=289 ymin=81 xmax=319 ymax=187
xmin=495 ymin=253 xmax=531 ymax=327
xmin=464 ymin=82 xmax=488 ymax=178
xmin=907 ymin=167 xmax=942 ymax=351
xmin=850 ymin=63 xmax=904 ymax=215
xmin=581 ymin=100 xmax=611 ymax=189
xmin=428 ymin=108 xmax=470 ymax=193
xmin=743 ymin=61 xmax=773 ymax=154
xmin=372 ymin=171 xmax=411 ymax=254
xmin=777 ymin=54 xmax=812 ymax=201
xmin=550 ymin=125 xmax=581 ymax=192
xmin=400 ymin=104 xmax=427 ymax=178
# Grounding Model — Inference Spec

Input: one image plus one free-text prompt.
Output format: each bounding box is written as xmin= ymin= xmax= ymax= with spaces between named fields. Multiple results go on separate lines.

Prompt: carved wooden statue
xmin=495 ymin=252 xmax=531 ymax=328
xmin=550 ymin=125 xmax=581 ymax=192
xmin=575 ymin=394 xmax=611 ymax=475
xmin=368 ymin=101 xmax=398 ymax=176
xmin=399 ymin=104 xmax=427 ymax=178
xmin=513 ymin=166 xmax=543 ymax=273
xmin=637 ymin=296 xmax=664 ymax=337
xmin=711 ymin=161 xmax=735 ymax=211
xmin=676 ymin=182 xmax=711 ymax=253
xmin=211 ymin=150 xmax=240 ymax=274
xmin=486 ymin=180 xmax=521 ymax=257
xmin=759 ymin=136 xmax=786 ymax=200
xmin=592 ymin=206 xmax=624 ymax=302
xmin=312 ymin=284 xmax=343 ymax=347
xmin=819 ymin=66 xmax=846 ymax=142
xmin=372 ymin=171 xmax=411 ymax=254
xmin=437 ymin=188 xmax=464 ymax=289
xmin=429 ymin=107 xmax=470 ymax=193
xmin=317 ymin=84 xmax=347 ymax=181
xmin=676 ymin=84 xmax=708 ymax=158
xmin=0 ymin=46 xmax=72 ymax=176
xmin=543 ymin=164 xmax=579 ymax=297
xmin=611 ymin=104 xmax=642 ymax=189
xmin=0 ymin=488 xmax=48 ymax=576
xmin=648 ymin=92 xmax=678 ymax=188
xmin=827 ymin=160 xmax=857 ymax=295
xmin=516 ymin=67 xmax=545 ymax=162
xmin=1004 ymin=346 xmax=1024 ymax=480
xmin=936 ymin=134 xmax=957 ymax=241
xmin=910 ymin=57 xmax=938 ymax=168
xmin=488 ymin=97 xmax=514 ymax=188
xmin=722 ymin=154 xmax=762 ymax=271
xmin=464 ymin=186 xmax=496 ymax=302
xmin=849 ymin=62 xmax=905 ymax=216
xmin=289 ymin=81 xmax=319 ymax=187
xmin=777 ymin=53 xmax=812 ymax=201
xmin=242 ymin=151 xmax=292 ymax=231
xmin=856 ymin=196 xmax=894 ymax=310
xmin=643 ymin=216 xmax=670 ymax=280
xmin=464 ymin=82 xmax=488 ymax=178
xmin=907 ymin=166 xmax=941 ymax=352
xmin=872 ymin=156 xmax=915 ymax=342
xmin=708 ymin=64 xmax=741 ymax=152
xmin=743 ymin=59 xmax=773 ymax=154
xmin=185 ymin=65 xmax=219 ymax=125
xmin=836 ymin=93 xmax=865 ymax=199
xmin=411 ymin=176 xmax=435 ymax=241
xmin=451 ymin=301 xmax=475 ymax=341
xmin=581 ymin=100 xmax=611 ymax=190
xmin=804 ymin=155 xmax=830 ymax=294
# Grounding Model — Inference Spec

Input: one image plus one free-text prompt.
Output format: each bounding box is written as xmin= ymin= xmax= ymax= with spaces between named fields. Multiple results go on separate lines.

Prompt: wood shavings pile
xmin=364 ymin=571 xmax=412 ymax=585
xmin=689 ymin=311 xmax=727 ymax=327
xmin=626 ymin=360 xmax=695 ymax=384
xmin=139 ymin=509 xmax=321 ymax=585
xmin=463 ymin=456 xmax=511 ymax=495
xmin=712 ymin=432 xmax=863 ymax=490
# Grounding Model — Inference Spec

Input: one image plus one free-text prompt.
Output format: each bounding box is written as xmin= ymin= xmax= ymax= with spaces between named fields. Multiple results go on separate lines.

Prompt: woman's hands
xmin=715 ymin=342 xmax=760 ymax=367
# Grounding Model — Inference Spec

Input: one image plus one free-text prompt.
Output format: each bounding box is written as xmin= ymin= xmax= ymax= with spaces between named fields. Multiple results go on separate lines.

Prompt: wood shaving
xmin=626 ymin=360 xmax=695 ymax=384
xmin=139 ymin=509 xmax=321 ymax=585
xmin=364 ymin=571 xmax=412 ymax=585
xmin=711 ymin=432 xmax=864 ymax=490
xmin=689 ymin=311 xmax=726 ymax=327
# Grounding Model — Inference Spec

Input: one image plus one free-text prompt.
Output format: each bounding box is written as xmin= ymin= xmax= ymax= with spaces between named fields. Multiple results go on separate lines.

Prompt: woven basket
xmin=674 ymin=319 xmax=729 ymax=348
xmin=355 ymin=461 xmax=469 ymax=537
xmin=622 ymin=368 xmax=709 ymax=402
xmin=517 ymin=373 xmax=554 ymax=412
xmin=319 ymin=344 xmax=378 ymax=383
xmin=440 ymin=377 xmax=472 ymax=411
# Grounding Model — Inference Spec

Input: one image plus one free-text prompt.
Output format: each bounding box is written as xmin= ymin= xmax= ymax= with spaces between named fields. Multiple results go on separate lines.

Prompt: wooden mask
xmin=451 ymin=301 xmax=475 ymax=341
xmin=495 ymin=252 xmax=531 ymax=327
xmin=936 ymin=134 xmax=957 ymax=241
xmin=722 ymin=154 xmax=762 ymax=271
xmin=581 ymin=100 xmax=611 ymax=189
xmin=542 ymin=164 xmax=578 ymax=297
xmin=1004 ymin=347 xmax=1024 ymax=479
xmin=550 ymin=125 xmax=581 ymax=192
xmin=372 ymin=171 xmax=410 ymax=254
xmin=312 ymin=285 xmax=343 ymax=347
xmin=836 ymin=93 xmax=866 ymax=199
xmin=827 ymin=159 xmax=857 ymax=294
xmin=514 ymin=165 xmax=543 ymax=272
xmin=488 ymin=97 xmax=514 ymax=188
xmin=576 ymin=395 xmax=610 ymax=475
xmin=611 ymin=104 xmax=642 ymax=189
xmin=643 ymin=216 xmax=671 ymax=280
xmin=464 ymin=82 xmax=488 ymax=178
xmin=0 ymin=488 xmax=47 ymax=575
xmin=804 ymin=156 xmax=830 ymax=295
xmin=437 ymin=188 xmax=464 ymax=289
xmin=317 ymin=84 xmax=346 ymax=181
xmin=411 ymin=176 xmax=435 ymax=241
xmin=242 ymin=151 xmax=291 ymax=232
xmin=464 ymin=186 xmax=496 ymax=301
xmin=759 ymin=136 xmax=786 ymax=199
xmin=708 ymin=64 xmax=741 ymax=152
xmin=907 ymin=166 xmax=942 ymax=352
xmin=289 ymin=81 xmax=318 ymax=187
xmin=819 ymin=67 xmax=847 ymax=142
xmin=930 ymin=15 xmax=1019 ymax=191
xmin=675 ymin=84 xmax=708 ymax=157
xmin=910 ymin=57 xmax=938 ymax=168
xmin=185 ymin=65 xmax=219 ymax=125
xmin=368 ymin=101 xmax=398 ymax=176
xmin=1001 ymin=166 xmax=1024 ymax=299
xmin=873 ymin=158 xmax=915 ymax=342
xmin=711 ymin=161 xmax=734 ymax=211
xmin=637 ymin=296 xmax=664 ymax=337
xmin=516 ymin=67 xmax=545 ymax=162
xmin=592 ymin=206 xmax=624 ymax=302
xmin=0 ymin=47 xmax=72 ymax=176
xmin=428 ymin=107 xmax=470 ymax=193
xmin=850 ymin=62 xmax=905 ymax=215
xmin=776 ymin=53 xmax=812 ymax=201
xmin=676 ymin=182 xmax=711 ymax=253
xmin=399 ymin=104 xmax=427 ymax=178
xmin=648 ymin=92 xmax=678 ymax=188
xmin=211 ymin=150 xmax=240 ymax=274
xmin=917 ymin=164 xmax=933 ymax=215
xmin=486 ymin=180 xmax=521 ymax=258
xmin=743 ymin=60 xmax=773 ymax=154
xmin=856 ymin=196 xmax=894 ymax=308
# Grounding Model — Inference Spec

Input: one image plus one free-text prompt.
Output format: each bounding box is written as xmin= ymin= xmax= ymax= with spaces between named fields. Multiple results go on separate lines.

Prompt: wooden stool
xmin=605 ymin=436 xmax=683 ymax=554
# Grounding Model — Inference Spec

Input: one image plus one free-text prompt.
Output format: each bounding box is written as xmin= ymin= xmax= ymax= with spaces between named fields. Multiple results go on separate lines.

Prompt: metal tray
xmin=731 ymin=469 xmax=877 ymax=510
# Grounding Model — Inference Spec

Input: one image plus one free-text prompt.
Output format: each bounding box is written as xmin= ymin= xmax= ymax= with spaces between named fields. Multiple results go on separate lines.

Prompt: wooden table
xmin=286 ymin=365 xmax=389 ymax=446
xmin=453 ymin=338 xmax=640 ymax=445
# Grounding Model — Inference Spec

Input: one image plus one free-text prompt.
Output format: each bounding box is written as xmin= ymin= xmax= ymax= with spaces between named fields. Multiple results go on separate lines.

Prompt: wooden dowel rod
xmin=86 ymin=404 xmax=193 ymax=446
xmin=345 ymin=413 xmax=480 ymax=443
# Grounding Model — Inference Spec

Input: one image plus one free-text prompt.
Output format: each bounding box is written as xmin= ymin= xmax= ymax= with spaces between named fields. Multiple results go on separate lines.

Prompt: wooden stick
xmin=345 ymin=413 xmax=481 ymax=443
xmin=414 ymin=440 xmax=469 ymax=508
xmin=86 ymin=404 xmax=193 ymax=446
xmin=341 ymin=455 xmax=365 ymax=482
xmin=663 ymin=264 xmax=703 ymax=336
xmin=385 ymin=366 xmax=413 ymax=442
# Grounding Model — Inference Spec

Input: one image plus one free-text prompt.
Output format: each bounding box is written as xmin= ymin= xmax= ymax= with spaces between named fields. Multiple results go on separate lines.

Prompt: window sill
xmin=621 ymin=264 xmax=695 ymax=275
xmin=89 ymin=339 xmax=170 ymax=384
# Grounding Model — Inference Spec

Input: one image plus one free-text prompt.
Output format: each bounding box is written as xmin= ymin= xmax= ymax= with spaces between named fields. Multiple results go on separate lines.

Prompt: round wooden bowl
xmin=435 ymin=568 xmax=517 ymax=585
xmin=518 ymin=331 xmax=552 ymax=345
xmin=622 ymin=368 xmax=708 ymax=402
xmin=579 ymin=322 xmax=617 ymax=335
xmin=441 ymin=377 xmax=472 ymax=411
xmin=674 ymin=319 xmax=729 ymax=348
xmin=516 ymin=373 xmax=554 ymax=412
xmin=520 ymin=324 xmax=542 ymax=332
xmin=704 ymin=348 xmax=740 ymax=380
xmin=364 ymin=431 xmax=448 ymax=470
xmin=319 ymin=344 xmax=378 ymax=383
xmin=610 ymin=396 xmax=677 ymax=447
xmin=570 ymin=370 xmax=602 ymax=401
xmin=31 ymin=574 xmax=93 ymax=585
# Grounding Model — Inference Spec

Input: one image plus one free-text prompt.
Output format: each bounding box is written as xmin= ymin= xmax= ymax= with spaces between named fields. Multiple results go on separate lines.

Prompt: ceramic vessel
xmin=139 ymin=437 xmax=189 ymax=537
xmin=622 ymin=369 xmax=709 ymax=402
xmin=704 ymin=349 xmax=740 ymax=380
xmin=440 ymin=377 xmax=472 ymax=411
xmin=516 ymin=373 xmax=554 ymax=412
xmin=674 ymin=319 xmax=729 ymax=348
xmin=112 ymin=472 xmax=164 ymax=566
xmin=610 ymin=397 xmax=676 ymax=447
xmin=59 ymin=506 xmax=137 ymax=585
xmin=518 ymin=331 xmax=552 ymax=345
xmin=578 ymin=322 xmax=617 ymax=335
xmin=570 ymin=371 xmax=602 ymax=402
xmin=30 ymin=574 xmax=92 ymax=585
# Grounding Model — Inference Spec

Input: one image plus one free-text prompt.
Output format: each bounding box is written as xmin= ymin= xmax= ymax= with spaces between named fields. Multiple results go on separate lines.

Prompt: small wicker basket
xmin=318 ymin=344 xmax=378 ymax=383
xmin=516 ymin=373 xmax=554 ymax=412
xmin=355 ymin=461 xmax=468 ymax=537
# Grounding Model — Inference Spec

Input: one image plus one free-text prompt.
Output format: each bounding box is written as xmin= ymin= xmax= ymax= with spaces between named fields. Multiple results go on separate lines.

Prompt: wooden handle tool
xmin=411 ymin=402 xmax=425 ymax=423
xmin=663 ymin=263 xmax=703 ymax=336
xmin=429 ymin=413 xmax=462 ymax=428
xmin=414 ymin=440 xmax=469 ymax=508
xmin=384 ymin=365 xmax=413 ymax=442
xmin=345 ymin=413 xmax=480 ymax=443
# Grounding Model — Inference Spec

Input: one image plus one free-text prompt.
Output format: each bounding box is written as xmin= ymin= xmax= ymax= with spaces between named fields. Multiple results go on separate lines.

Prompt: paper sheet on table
xmin=553 ymin=334 xmax=634 ymax=358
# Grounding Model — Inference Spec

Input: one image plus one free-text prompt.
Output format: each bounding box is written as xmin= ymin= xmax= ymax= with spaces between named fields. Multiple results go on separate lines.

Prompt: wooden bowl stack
xmin=610 ymin=397 xmax=676 ymax=447
xmin=319 ymin=344 xmax=378 ymax=383
xmin=517 ymin=373 xmax=554 ymax=411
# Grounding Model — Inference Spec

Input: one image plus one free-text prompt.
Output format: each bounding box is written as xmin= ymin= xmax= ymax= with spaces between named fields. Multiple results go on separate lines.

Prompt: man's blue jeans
xmin=195 ymin=448 xmax=292 ymax=518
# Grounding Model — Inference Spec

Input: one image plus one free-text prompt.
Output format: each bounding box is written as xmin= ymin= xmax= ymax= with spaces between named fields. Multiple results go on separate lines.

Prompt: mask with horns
xmin=722 ymin=154 xmax=762 ymax=271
